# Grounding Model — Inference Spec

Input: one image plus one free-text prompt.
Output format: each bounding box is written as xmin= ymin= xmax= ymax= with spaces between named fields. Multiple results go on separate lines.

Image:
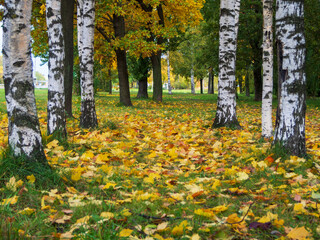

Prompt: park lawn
xmin=0 ymin=89 xmax=320 ymax=239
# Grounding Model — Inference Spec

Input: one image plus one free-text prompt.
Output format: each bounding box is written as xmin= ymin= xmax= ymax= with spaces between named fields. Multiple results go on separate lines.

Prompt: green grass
xmin=0 ymin=88 xmax=320 ymax=239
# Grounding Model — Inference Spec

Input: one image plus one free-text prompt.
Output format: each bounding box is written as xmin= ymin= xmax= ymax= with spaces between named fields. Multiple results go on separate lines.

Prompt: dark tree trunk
xmin=108 ymin=69 xmax=112 ymax=94
xmin=208 ymin=68 xmax=214 ymax=94
xmin=61 ymin=0 xmax=74 ymax=117
xmin=151 ymin=51 xmax=162 ymax=102
xmin=239 ymin=76 xmax=243 ymax=93
xmin=200 ymin=78 xmax=203 ymax=94
xmin=245 ymin=70 xmax=250 ymax=97
xmin=113 ymin=14 xmax=132 ymax=106
xmin=137 ymin=77 xmax=148 ymax=98
xmin=253 ymin=64 xmax=263 ymax=101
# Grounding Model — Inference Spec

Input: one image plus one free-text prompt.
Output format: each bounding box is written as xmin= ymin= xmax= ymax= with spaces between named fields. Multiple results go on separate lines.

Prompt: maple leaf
xmin=287 ymin=226 xmax=311 ymax=240
xmin=119 ymin=229 xmax=133 ymax=237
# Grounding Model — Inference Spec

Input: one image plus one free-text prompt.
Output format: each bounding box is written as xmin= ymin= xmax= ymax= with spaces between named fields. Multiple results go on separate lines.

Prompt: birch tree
xmin=273 ymin=0 xmax=306 ymax=156
xmin=46 ymin=0 xmax=67 ymax=137
xmin=261 ymin=0 xmax=273 ymax=138
xmin=212 ymin=0 xmax=241 ymax=128
xmin=77 ymin=0 xmax=98 ymax=128
xmin=3 ymin=0 xmax=46 ymax=162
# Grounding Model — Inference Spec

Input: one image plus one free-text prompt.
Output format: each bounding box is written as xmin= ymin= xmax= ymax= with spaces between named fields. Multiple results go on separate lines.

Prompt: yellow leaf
xmin=191 ymin=234 xmax=201 ymax=240
xmin=18 ymin=207 xmax=36 ymax=215
xmin=171 ymin=225 xmax=184 ymax=236
xmin=226 ymin=213 xmax=241 ymax=224
xmin=258 ymin=212 xmax=278 ymax=223
xmin=121 ymin=208 xmax=132 ymax=217
xmin=293 ymin=203 xmax=306 ymax=214
xmin=236 ymin=172 xmax=249 ymax=181
xmin=287 ymin=226 xmax=311 ymax=240
xmin=157 ymin=222 xmax=168 ymax=231
xmin=75 ymin=216 xmax=90 ymax=224
xmin=194 ymin=208 xmax=216 ymax=219
xmin=212 ymin=179 xmax=221 ymax=190
xmin=211 ymin=204 xmax=228 ymax=213
xmin=119 ymin=228 xmax=133 ymax=237
xmin=100 ymin=212 xmax=114 ymax=219
xmin=80 ymin=151 xmax=95 ymax=161
xmin=103 ymin=182 xmax=117 ymax=190
xmin=1 ymin=196 xmax=18 ymax=205
xmin=6 ymin=176 xmax=17 ymax=191
xmin=27 ymin=174 xmax=36 ymax=183
xmin=47 ymin=139 xmax=59 ymax=149
xmin=71 ymin=171 xmax=82 ymax=182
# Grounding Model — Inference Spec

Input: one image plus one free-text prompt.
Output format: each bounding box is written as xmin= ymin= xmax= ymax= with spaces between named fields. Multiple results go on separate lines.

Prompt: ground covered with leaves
xmin=1 ymin=90 xmax=320 ymax=240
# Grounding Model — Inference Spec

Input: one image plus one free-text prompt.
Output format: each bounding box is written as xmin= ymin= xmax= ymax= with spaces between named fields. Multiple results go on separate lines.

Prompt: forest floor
xmin=1 ymin=89 xmax=320 ymax=239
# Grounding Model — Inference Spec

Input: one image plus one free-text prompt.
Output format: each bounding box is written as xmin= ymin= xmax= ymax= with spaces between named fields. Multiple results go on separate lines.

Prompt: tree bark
xmin=200 ymin=78 xmax=203 ymax=94
xmin=253 ymin=64 xmax=263 ymax=101
xmin=245 ymin=70 xmax=250 ymax=97
xmin=46 ymin=0 xmax=67 ymax=137
xmin=213 ymin=0 xmax=241 ymax=129
xmin=167 ymin=50 xmax=172 ymax=95
xmin=3 ymin=0 xmax=46 ymax=162
xmin=78 ymin=0 xmax=98 ymax=128
xmin=191 ymin=66 xmax=195 ymax=94
xmin=273 ymin=0 xmax=306 ymax=156
xmin=261 ymin=0 xmax=273 ymax=138
xmin=113 ymin=13 xmax=132 ymax=106
xmin=208 ymin=67 xmax=214 ymax=94
xmin=151 ymin=51 xmax=163 ymax=102
xmin=61 ymin=0 xmax=75 ymax=117
xmin=137 ymin=76 xmax=149 ymax=98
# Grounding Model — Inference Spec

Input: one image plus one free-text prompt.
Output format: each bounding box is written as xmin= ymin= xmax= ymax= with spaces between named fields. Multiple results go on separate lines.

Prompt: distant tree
xmin=35 ymin=71 xmax=46 ymax=81
xmin=3 ymin=0 xmax=47 ymax=162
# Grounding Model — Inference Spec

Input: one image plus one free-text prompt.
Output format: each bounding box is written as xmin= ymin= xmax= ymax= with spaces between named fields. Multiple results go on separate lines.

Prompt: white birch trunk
xmin=78 ymin=0 xmax=98 ymax=128
xmin=46 ymin=0 xmax=67 ymax=137
xmin=3 ymin=0 xmax=46 ymax=162
xmin=213 ymin=0 xmax=240 ymax=128
xmin=167 ymin=51 xmax=172 ymax=95
xmin=191 ymin=66 xmax=195 ymax=94
xmin=261 ymin=0 xmax=273 ymax=138
xmin=274 ymin=0 xmax=306 ymax=156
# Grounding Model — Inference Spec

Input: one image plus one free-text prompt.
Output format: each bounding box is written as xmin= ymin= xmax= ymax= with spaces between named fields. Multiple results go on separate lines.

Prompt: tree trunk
xmin=78 ymin=0 xmax=98 ymax=128
xmin=191 ymin=66 xmax=195 ymax=94
xmin=151 ymin=51 xmax=163 ymax=102
xmin=3 ymin=0 xmax=46 ymax=162
xmin=213 ymin=0 xmax=241 ymax=129
xmin=208 ymin=67 xmax=214 ymax=94
xmin=261 ymin=0 xmax=273 ymax=138
xmin=113 ymin=14 xmax=132 ymax=106
xmin=46 ymin=0 xmax=67 ymax=137
xmin=200 ymin=78 xmax=203 ymax=94
xmin=245 ymin=70 xmax=250 ymax=97
xmin=167 ymin=50 xmax=172 ymax=95
xmin=273 ymin=0 xmax=306 ymax=156
xmin=61 ymin=0 xmax=75 ymax=117
xmin=108 ymin=69 xmax=112 ymax=94
xmin=137 ymin=76 xmax=149 ymax=98
xmin=253 ymin=64 xmax=263 ymax=101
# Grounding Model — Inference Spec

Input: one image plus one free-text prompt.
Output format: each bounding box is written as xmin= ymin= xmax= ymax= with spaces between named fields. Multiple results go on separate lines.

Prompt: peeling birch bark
xmin=273 ymin=0 xmax=306 ymax=156
xmin=3 ymin=0 xmax=46 ymax=162
xmin=261 ymin=0 xmax=274 ymax=138
xmin=46 ymin=0 xmax=67 ymax=137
